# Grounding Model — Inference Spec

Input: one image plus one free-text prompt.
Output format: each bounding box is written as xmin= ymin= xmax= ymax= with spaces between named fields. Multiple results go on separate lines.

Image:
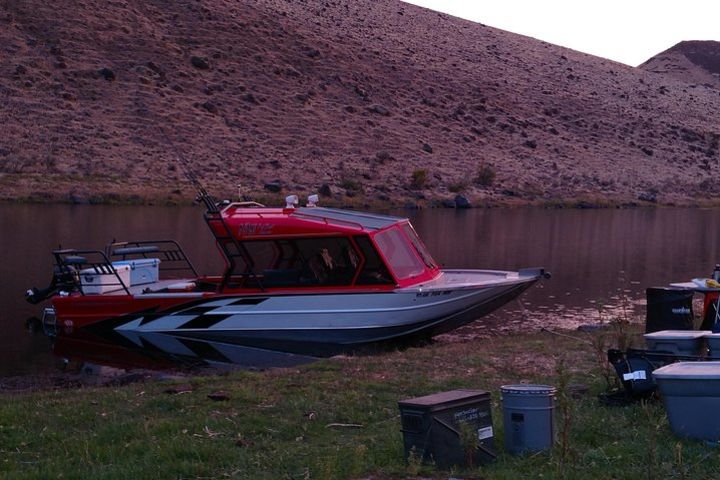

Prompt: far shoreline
xmin=1 ymin=192 xmax=716 ymax=210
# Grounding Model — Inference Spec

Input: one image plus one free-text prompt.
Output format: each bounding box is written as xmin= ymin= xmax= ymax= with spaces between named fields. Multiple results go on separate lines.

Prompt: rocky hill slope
xmin=1 ymin=0 xmax=719 ymax=206
xmin=639 ymin=40 xmax=720 ymax=90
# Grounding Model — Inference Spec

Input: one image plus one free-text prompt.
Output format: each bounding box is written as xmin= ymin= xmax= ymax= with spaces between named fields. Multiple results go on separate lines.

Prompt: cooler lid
xmin=644 ymin=330 xmax=709 ymax=340
xmin=81 ymin=263 xmax=131 ymax=274
xmin=112 ymin=258 xmax=160 ymax=266
xmin=398 ymin=389 xmax=489 ymax=409
xmin=653 ymin=361 xmax=720 ymax=379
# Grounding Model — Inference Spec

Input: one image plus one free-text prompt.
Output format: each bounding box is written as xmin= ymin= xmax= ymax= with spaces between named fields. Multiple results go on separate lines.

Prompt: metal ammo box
xmin=398 ymin=389 xmax=495 ymax=469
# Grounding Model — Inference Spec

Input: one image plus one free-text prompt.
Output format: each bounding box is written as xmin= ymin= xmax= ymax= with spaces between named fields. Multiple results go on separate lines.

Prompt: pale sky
xmin=403 ymin=0 xmax=720 ymax=67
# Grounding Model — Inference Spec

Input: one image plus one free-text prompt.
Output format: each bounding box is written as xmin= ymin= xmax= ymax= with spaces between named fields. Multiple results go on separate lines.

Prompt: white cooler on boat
xmin=111 ymin=258 xmax=161 ymax=286
xmin=80 ymin=264 xmax=131 ymax=294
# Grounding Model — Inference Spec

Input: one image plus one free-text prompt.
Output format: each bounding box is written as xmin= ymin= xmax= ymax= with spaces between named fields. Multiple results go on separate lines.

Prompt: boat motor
xmin=25 ymin=263 xmax=80 ymax=304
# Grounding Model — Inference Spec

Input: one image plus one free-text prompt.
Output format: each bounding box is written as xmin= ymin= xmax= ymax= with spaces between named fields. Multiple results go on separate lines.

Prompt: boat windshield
xmin=401 ymin=223 xmax=437 ymax=269
xmin=373 ymin=226 xmax=425 ymax=280
xmin=353 ymin=235 xmax=393 ymax=285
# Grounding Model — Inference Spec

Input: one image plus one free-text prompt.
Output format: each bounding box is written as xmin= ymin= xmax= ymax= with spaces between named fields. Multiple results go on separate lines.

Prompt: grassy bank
xmin=2 ymin=328 xmax=720 ymax=479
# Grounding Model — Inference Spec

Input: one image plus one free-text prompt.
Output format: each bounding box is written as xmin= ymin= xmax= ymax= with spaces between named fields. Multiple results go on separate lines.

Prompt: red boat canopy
xmin=206 ymin=204 xmax=439 ymax=290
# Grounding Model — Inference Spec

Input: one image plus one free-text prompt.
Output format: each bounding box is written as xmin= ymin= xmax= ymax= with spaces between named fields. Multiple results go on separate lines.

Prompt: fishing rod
xmin=159 ymin=127 xmax=219 ymax=214
xmin=158 ymin=127 xmax=266 ymax=291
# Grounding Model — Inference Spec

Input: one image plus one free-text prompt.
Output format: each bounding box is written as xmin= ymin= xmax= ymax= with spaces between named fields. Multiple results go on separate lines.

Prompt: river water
xmin=2 ymin=204 xmax=720 ymax=377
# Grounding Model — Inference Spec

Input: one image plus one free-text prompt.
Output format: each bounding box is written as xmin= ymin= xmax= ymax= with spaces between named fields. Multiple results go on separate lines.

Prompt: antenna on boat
xmin=160 ymin=128 xmax=219 ymax=214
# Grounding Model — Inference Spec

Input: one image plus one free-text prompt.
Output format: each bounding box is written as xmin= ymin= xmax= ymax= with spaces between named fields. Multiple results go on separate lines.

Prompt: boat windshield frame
xmin=371 ymin=222 xmax=439 ymax=284
xmin=401 ymin=223 xmax=438 ymax=270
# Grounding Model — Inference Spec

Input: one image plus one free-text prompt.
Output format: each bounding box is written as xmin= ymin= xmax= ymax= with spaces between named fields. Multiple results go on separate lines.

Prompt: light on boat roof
xmin=307 ymin=194 xmax=319 ymax=207
xmin=285 ymin=195 xmax=299 ymax=208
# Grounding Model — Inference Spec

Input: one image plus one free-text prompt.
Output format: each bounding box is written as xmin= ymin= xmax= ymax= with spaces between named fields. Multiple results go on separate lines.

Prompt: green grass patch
xmin=2 ymin=328 xmax=720 ymax=478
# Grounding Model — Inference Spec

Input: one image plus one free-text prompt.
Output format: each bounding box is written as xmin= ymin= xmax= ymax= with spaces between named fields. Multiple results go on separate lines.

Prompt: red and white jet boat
xmin=28 ymin=195 xmax=547 ymax=356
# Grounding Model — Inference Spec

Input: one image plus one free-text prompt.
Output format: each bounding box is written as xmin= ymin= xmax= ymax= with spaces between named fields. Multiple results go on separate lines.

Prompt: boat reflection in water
xmin=48 ymin=322 xmax=317 ymax=373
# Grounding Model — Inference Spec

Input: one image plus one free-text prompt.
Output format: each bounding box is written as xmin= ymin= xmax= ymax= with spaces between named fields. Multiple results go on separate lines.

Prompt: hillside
xmin=1 ymin=0 xmax=720 ymax=206
xmin=639 ymin=40 xmax=720 ymax=90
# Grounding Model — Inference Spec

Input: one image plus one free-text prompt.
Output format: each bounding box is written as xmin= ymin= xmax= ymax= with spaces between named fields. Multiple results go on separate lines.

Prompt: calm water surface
xmin=2 ymin=204 xmax=720 ymax=376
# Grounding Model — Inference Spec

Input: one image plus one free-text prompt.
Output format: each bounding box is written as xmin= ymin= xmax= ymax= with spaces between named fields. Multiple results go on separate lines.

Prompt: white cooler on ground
xmin=704 ymin=333 xmax=720 ymax=359
xmin=643 ymin=330 xmax=709 ymax=356
xmin=80 ymin=264 xmax=131 ymax=294
xmin=653 ymin=362 xmax=720 ymax=440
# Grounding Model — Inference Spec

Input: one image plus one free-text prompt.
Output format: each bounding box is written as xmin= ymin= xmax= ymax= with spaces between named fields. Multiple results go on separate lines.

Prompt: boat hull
xmin=163 ymin=280 xmax=535 ymax=355
xmin=63 ymin=270 xmax=542 ymax=356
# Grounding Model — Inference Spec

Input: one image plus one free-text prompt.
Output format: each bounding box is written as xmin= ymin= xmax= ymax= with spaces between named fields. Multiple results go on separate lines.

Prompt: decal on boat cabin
xmin=238 ymin=223 xmax=274 ymax=237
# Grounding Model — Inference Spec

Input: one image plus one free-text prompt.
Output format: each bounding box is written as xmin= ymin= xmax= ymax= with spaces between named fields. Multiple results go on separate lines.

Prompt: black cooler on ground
xmin=398 ymin=389 xmax=495 ymax=469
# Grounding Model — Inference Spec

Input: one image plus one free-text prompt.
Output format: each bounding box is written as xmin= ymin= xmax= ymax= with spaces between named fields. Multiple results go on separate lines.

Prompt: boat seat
xmin=113 ymin=246 xmax=159 ymax=256
xmin=302 ymin=255 xmax=329 ymax=284
xmin=64 ymin=256 xmax=87 ymax=265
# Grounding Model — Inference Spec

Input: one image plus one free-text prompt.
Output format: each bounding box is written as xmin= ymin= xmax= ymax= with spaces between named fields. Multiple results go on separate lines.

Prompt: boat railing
xmin=220 ymin=202 xmax=272 ymax=219
xmin=106 ymin=239 xmax=198 ymax=277
xmin=203 ymin=212 xmax=265 ymax=292
xmin=48 ymin=240 xmax=197 ymax=296
xmin=221 ymin=203 xmax=367 ymax=231
xmin=221 ymin=201 xmax=266 ymax=213
xmin=290 ymin=211 xmax=366 ymax=231
xmin=51 ymin=248 xmax=131 ymax=296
